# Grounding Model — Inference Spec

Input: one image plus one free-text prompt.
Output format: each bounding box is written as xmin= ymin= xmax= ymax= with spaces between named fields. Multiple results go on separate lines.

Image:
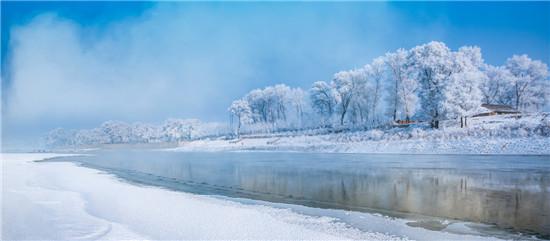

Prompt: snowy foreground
xmin=168 ymin=115 xmax=550 ymax=155
xmin=2 ymin=153 xmax=511 ymax=240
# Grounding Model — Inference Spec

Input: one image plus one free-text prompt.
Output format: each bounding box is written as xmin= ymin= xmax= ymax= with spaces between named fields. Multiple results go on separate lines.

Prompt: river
xmin=48 ymin=150 xmax=550 ymax=238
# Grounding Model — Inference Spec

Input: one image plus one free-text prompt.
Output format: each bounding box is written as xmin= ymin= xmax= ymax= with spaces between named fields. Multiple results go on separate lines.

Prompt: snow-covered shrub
xmin=366 ymin=129 xmax=385 ymax=141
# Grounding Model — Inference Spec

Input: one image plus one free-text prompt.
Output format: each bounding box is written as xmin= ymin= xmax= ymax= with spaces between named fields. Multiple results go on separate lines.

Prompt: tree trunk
xmin=432 ymin=110 xmax=440 ymax=129
xmin=393 ymin=77 xmax=398 ymax=121
xmin=460 ymin=117 xmax=464 ymax=128
xmin=515 ymin=83 xmax=520 ymax=110
xmin=237 ymin=116 xmax=241 ymax=138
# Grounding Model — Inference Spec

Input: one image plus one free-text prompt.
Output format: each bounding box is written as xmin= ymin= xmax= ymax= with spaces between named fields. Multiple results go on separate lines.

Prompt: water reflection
xmin=57 ymin=151 xmax=550 ymax=236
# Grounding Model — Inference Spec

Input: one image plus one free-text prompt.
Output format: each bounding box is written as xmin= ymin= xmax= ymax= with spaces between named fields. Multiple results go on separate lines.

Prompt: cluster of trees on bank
xmin=45 ymin=41 xmax=549 ymax=147
xmin=45 ymin=119 xmax=228 ymax=147
xmin=229 ymin=41 xmax=549 ymax=135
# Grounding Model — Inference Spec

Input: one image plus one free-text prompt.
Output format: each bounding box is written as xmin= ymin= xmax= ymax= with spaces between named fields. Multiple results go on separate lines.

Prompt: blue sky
xmin=1 ymin=1 xmax=549 ymax=145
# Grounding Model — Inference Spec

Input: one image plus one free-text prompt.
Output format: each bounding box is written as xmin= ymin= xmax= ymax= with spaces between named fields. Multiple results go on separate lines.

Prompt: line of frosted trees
xmin=229 ymin=41 xmax=549 ymax=136
xmin=45 ymin=119 xmax=228 ymax=147
xmin=46 ymin=41 xmax=549 ymax=146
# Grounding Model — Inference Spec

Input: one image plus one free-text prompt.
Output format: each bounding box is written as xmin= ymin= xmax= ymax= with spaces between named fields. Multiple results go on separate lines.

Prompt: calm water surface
xmin=51 ymin=150 xmax=550 ymax=237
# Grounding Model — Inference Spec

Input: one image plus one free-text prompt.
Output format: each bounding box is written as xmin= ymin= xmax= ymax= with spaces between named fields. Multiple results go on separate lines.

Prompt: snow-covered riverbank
xmin=2 ymin=153 xmax=517 ymax=240
xmin=40 ymin=114 xmax=550 ymax=155
xmin=168 ymin=135 xmax=549 ymax=154
xmin=168 ymin=115 xmax=550 ymax=154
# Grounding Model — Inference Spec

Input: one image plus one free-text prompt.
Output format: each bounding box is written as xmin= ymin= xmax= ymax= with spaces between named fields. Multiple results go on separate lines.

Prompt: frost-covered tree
xmin=245 ymin=84 xmax=294 ymax=125
xmin=505 ymin=55 xmax=549 ymax=111
xmin=183 ymin=119 xmax=202 ymax=140
xmin=309 ymin=81 xmax=336 ymax=125
xmin=364 ymin=57 xmax=386 ymax=124
xmin=161 ymin=119 xmax=200 ymax=142
xmin=424 ymin=45 xmax=485 ymax=128
xmin=268 ymin=84 xmax=291 ymax=123
xmin=442 ymin=71 xmax=484 ymax=127
xmin=74 ymin=128 xmax=110 ymax=145
xmin=288 ymin=88 xmax=306 ymax=127
xmin=332 ymin=70 xmax=356 ymax=125
xmin=443 ymin=46 xmax=485 ymax=127
xmin=45 ymin=119 xmax=227 ymax=147
xmin=384 ymin=48 xmax=420 ymax=122
xmin=347 ymin=68 xmax=369 ymax=125
xmin=101 ymin=121 xmax=132 ymax=143
xmin=408 ymin=41 xmax=454 ymax=128
xmin=246 ymin=89 xmax=269 ymax=123
xmin=228 ymin=99 xmax=252 ymax=137
xmin=45 ymin=128 xmax=75 ymax=147
xmin=457 ymin=46 xmax=484 ymax=69
xmin=131 ymin=123 xmax=161 ymax=143
xmin=385 ymin=49 xmax=408 ymax=121
xmin=481 ymin=65 xmax=515 ymax=105
xmin=398 ymin=76 xmax=419 ymax=122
